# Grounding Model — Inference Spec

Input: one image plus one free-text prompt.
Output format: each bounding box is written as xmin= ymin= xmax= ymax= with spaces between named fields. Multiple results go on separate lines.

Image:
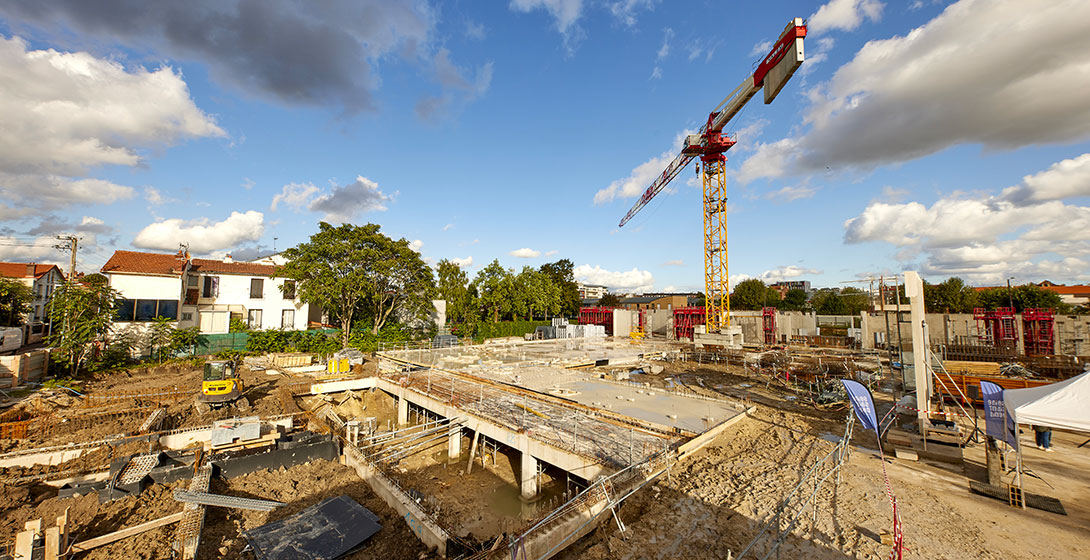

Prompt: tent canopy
xmin=1004 ymin=370 xmax=1090 ymax=433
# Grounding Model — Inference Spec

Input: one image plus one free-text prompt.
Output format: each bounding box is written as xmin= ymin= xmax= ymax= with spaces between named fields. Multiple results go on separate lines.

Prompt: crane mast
xmin=617 ymin=18 xmax=806 ymax=334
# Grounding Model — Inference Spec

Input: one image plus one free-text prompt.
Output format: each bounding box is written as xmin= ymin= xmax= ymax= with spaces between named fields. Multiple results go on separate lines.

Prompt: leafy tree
xmin=973 ymin=284 xmax=1066 ymax=312
xmin=229 ymin=316 xmax=251 ymax=333
xmin=436 ymin=259 xmax=470 ymax=324
xmin=148 ymin=316 xmax=175 ymax=363
xmin=598 ymin=293 xmax=622 ymax=307
xmin=513 ymin=267 xmax=559 ymax=320
xmin=781 ymin=288 xmax=808 ymax=311
xmin=539 ymin=259 xmax=580 ymax=316
xmin=474 ymin=260 xmax=513 ymax=322
xmin=279 ymin=222 xmax=435 ymax=345
xmin=171 ymin=326 xmax=203 ymax=355
xmin=924 ymin=277 xmax=978 ymax=313
xmin=0 ymin=276 xmax=33 ymax=327
xmin=47 ymin=281 xmax=119 ymax=376
xmin=812 ymin=287 xmax=869 ymax=315
xmin=730 ymin=279 xmax=773 ymax=310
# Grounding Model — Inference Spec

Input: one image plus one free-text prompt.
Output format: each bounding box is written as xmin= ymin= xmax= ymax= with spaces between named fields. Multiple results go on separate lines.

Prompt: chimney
xmin=224 ymin=254 xmax=233 ymax=264
xmin=26 ymin=263 xmax=36 ymax=276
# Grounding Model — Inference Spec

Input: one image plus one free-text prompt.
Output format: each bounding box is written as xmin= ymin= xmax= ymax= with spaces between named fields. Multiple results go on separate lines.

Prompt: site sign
xmin=980 ymin=381 xmax=1018 ymax=447
xmin=841 ymin=379 xmax=879 ymax=433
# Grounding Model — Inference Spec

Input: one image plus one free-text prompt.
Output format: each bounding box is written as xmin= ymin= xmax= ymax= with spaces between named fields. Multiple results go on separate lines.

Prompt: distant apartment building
xmin=0 ymin=262 xmax=66 ymax=324
xmin=769 ymin=280 xmax=812 ymax=298
xmin=577 ymin=283 xmax=608 ymax=300
xmin=620 ymin=293 xmax=691 ymax=311
xmin=101 ymin=250 xmax=319 ymax=333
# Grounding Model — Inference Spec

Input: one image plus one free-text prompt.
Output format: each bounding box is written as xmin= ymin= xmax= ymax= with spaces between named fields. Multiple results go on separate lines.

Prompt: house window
xmin=158 ymin=300 xmax=179 ymax=320
xmin=247 ymin=309 xmax=263 ymax=329
xmin=282 ymin=280 xmax=296 ymax=300
xmin=116 ymin=299 xmax=136 ymax=321
xmin=281 ymin=309 xmax=295 ymax=329
xmin=187 ymin=275 xmax=198 ymax=288
xmin=202 ymin=276 xmax=219 ymax=298
xmin=135 ymin=300 xmax=159 ymax=321
xmin=181 ymin=312 xmax=193 ymax=322
xmin=250 ymin=278 xmax=264 ymax=299
xmin=115 ymin=299 xmax=179 ymax=322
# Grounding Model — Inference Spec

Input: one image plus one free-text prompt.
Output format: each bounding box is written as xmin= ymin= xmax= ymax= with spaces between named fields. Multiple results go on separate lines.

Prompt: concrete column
xmin=448 ymin=427 xmax=462 ymax=460
xmin=905 ymin=271 xmax=930 ymax=430
xmin=519 ymin=451 xmax=539 ymax=502
xmin=397 ymin=390 xmax=409 ymax=426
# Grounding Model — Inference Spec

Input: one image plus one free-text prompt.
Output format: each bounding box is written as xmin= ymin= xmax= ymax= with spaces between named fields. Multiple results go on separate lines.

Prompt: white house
xmin=0 ymin=261 xmax=66 ymax=326
xmin=101 ymin=250 xmax=319 ymax=334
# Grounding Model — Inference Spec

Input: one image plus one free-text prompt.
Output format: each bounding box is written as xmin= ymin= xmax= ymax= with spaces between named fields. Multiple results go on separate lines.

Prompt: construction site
xmin=2 ymin=10 xmax=1090 ymax=560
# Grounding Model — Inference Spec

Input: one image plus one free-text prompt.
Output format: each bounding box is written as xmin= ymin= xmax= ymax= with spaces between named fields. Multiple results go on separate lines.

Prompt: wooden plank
xmin=44 ymin=526 xmax=60 ymax=560
xmin=14 ymin=529 xmax=34 ymax=560
xmin=70 ymin=512 xmax=185 ymax=553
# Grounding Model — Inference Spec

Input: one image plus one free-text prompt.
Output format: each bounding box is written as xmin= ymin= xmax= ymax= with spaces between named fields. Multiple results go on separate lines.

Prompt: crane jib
xmin=754 ymin=24 xmax=807 ymax=87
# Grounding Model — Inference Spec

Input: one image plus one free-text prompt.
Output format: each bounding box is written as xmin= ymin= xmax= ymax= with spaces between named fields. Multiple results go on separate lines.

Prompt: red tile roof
xmin=1042 ymin=285 xmax=1090 ymax=295
xmin=0 ymin=262 xmax=65 ymax=280
xmin=189 ymin=258 xmax=278 ymax=276
xmin=101 ymin=250 xmax=188 ymax=276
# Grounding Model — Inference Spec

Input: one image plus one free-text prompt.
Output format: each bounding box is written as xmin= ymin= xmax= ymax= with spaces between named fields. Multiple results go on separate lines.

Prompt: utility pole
xmin=55 ymin=235 xmax=78 ymax=281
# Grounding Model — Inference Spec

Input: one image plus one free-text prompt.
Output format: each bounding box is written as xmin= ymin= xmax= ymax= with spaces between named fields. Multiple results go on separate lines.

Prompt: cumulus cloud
xmin=509 ymin=248 xmax=541 ymax=258
xmin=809 ymin=0 xmax=884 ymax=35
xmin=270 ymin=182 xmax=321 ymax=211
xmin=738 ymin=0 xmax=1090 ymax=184
xmin=409 ymin=239 xmax=424 ymax=252
xmin=309 ymin=176 xmax=394 ymax=223
xmin=133 ymin=210 xmax=265 ymax=254
xmin=764 ymin=185 xmax=818 ymax=203
xmin=843 ymin=154 xmax=1090 ymax=283
xmin=0 ymin=0 xmax=439 ymax=114
xmin=509 ymin=0 xmax=584 ymax=34
xmin=451 ymin=256 xmax=473 ymax=268
xmin=758 ymin=266 xmax=822 ymax=281
xmin=0 ymin=235 xmax=64 ymax=264
xmin=0 ymin=36 xmax=220 ymax=211
xmin=415 ymin=48 xmax=493 ymax=120
xmin=574 ymin=264 xmax=654 ymax=293
xmin=594 ymin=130 xmax=693 ymax=204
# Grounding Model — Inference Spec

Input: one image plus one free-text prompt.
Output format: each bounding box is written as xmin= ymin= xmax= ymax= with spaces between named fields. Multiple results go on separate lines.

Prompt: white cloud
xmin=574 ymin=264 xmax=655 ymax=293
xmin=758 ymin=266 xmax=822 ymax=281
xmin=270 ymin=182 xmax=320 ymax=211
xmin=509 ymin=248 xmax=542 ymax=258
xmin=809 ymin=0 xmax=884 ymax=35
xmin=1000 ymin=153 xmax=1090 ymax=205
xmin=595 ymin=130 xmax=693 ymax=204
xmin=133 ymin=210 xmax=265 ymax=254
xmin=465 ymin=20 xmax=486 ymax=40
xmin=608 ymin=0 xmax=658 ymax=27
xmin=0 ymin=235 xmax=64 ymax=264
xmin=510 ymin=0 xmax=584 ymax=34
xmin=843 ymin=154 xmax=1090 ymax=283
xmin=545 ymin=250 xmax=558 ymax=256
xmin=452 ymin=256 xmax=473 ymax=268
xmin=409 ymin=239 xmax=424 ymax=252
xmin=764 ymin=185 xmax=818 ymax=203
xmin=739 ymin=0 xmax=1090 ymax=183
xmin=442 ymin=223 xmax=454 ymax=231
xmin=0 ymin=36 xmax=221 ymax=212
xmin=749 ymin=40 xmax=773 ymax=57
xmin=309 ymin=176 xmax=393 ymax=223
xmin=242 ymin=178 xmax=255 ymax=190
xmin=663 ymin=259 xmax=684 ymax=266
xmin=650 ymin=27 xmax=672 ymax=80
xmin=415 ymin=48 xmax=493 ymax=120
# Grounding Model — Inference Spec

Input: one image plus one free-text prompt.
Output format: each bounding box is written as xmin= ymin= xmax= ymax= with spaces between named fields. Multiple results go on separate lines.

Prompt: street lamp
xmin=1006 ymin=276 xmax=1015 ymax=309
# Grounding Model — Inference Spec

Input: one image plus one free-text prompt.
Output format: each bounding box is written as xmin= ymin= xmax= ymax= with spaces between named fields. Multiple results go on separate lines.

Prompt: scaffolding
xmin=579 ymin=307 xmax=615 ymax=335
xmin=762 ymin=307 xmax=777 ymax=345
xmin=673 ymin=307 xmax=705 ymax=340
xmin=1022 ymin=308 xmax=1055 ymax=356
xmin=973 ymin=307 xmax=1017 ymax=350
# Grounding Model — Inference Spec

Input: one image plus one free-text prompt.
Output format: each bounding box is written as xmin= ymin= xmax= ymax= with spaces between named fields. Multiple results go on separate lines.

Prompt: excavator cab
xmin=198 ymin=359 xmax=243 ymax=407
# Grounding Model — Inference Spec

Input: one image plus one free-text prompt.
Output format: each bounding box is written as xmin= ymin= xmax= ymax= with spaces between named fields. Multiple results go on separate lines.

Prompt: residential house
xmin=1037 ymin=282 xmax=1090 ymax=306
xmin=101 ymin=250 xmax=318 ymax=334
xmin=577 ymin=283 xmax=607 ymax=300
xmin=0 ymin=262 xmax=66 ymax=325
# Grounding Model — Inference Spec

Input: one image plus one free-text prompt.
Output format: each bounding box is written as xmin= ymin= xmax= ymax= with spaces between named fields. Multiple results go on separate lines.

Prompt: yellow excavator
xmin=196 ymin=359 xmax=250 ymax=413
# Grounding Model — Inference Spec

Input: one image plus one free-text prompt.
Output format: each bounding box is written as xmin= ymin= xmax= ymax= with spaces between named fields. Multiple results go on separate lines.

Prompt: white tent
xmin=1004 ymin=370 xmax=1090 ymax=433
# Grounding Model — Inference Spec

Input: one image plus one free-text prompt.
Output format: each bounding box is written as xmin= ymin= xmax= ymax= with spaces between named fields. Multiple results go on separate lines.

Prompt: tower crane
xmin=618 ymin=18 xmax=807 ymax=334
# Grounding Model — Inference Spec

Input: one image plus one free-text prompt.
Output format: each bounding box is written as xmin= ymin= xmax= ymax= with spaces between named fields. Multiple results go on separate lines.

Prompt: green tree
xmin=781 ymin=288 xmax=808 ymax=311
xmin=812 ymin=287 xmax=869 ymax=315
xmin=474 ymin=260 xmax=513 ymax=322
xmin=0 ymin=276 xmax=33 ymax=327
xmin=229 ymin=316 xmax=251 ymax=333
xmin=598 ymin=293 xmax=621 ymax=307
xmin=539 ymin=259 xmax=580 ymax=316
xmin=1011 ymin=284 xmax=1066 ymax=312
xmin=279 ymin=222 xmax=435 ymax=345
xmin=47 ymin=281 xmax=119 ymax=376
xmin=730 ymin=279 xmax=772 ymax=310
xmin=148 ymin=316 xmax=175 ymax=363
xmin=925 ymin=277 xmax=978 ymax=313
xmin=171 ymin=326 xmax=203 ymax=355
xmin=514 ymin=267 xmax=557 ymax=320
xmin=436 ymin=259 xmax=470 ymax=324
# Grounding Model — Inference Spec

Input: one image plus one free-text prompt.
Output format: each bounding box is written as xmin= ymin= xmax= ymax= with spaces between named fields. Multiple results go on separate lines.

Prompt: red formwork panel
xmin=762 ymin=307 xmax=777 ymax=345
xmin=579 ymin=307 xmax=615 ymax=336
xmin=1022 ymin=308 xmax=1055 ymax=356
xmin=674 ymin=307 xmax=705 ymax=340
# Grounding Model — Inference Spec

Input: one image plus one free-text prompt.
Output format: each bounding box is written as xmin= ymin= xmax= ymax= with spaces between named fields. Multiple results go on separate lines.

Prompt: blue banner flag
xmin=841 ymin=379 xmax=879 ymax=432
xmin=980 ymin=381 xmax=1017 ymax=447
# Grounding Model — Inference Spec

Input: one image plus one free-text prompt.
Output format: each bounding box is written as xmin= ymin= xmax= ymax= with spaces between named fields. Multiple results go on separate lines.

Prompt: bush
xmin=346 ymin=324 xmax=414 ymax=353
xmin=246 ymin=328 xmax=343 ymax=356
xmin=473 ymin=320 xmax=551 ymax=341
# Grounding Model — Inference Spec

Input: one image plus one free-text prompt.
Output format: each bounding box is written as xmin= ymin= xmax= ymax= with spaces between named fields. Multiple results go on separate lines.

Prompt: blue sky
xmin=2 ymin=0 xmax=1089 ymax=293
